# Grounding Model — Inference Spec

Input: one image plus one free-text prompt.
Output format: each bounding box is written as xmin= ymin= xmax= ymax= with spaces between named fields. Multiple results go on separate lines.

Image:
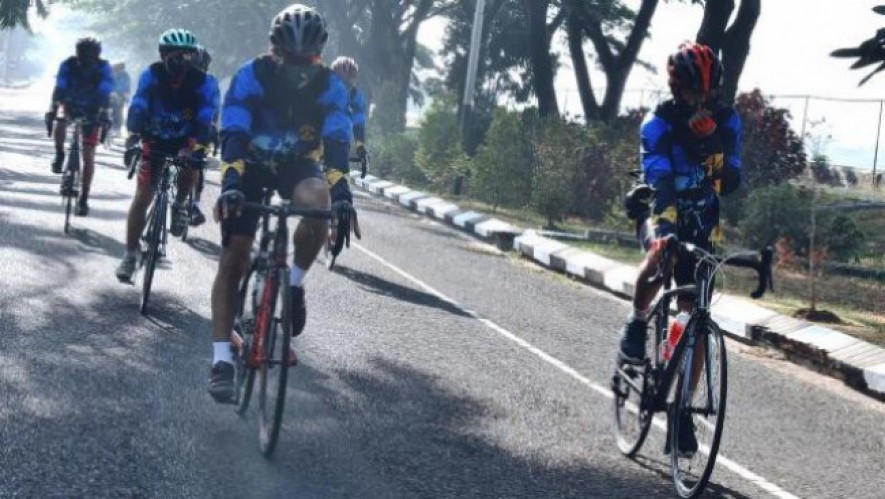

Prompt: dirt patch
xmin=793 ymin=308 xmax=843 ymax=323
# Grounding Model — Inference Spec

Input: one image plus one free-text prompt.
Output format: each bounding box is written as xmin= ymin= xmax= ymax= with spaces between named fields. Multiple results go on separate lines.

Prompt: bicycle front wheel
xmin=234 ymin=264 xmax=258 ymax=416
xmin=140 ymin=198 xmax=166 ymax=315
xmin=257 ymin=268 xmax=290 ymax=458
xmin=670 ymin=321 xmax=728 ymax=498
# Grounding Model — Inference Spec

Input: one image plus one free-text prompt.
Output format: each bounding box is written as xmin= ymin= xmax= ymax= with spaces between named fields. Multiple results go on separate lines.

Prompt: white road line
xmin=353 ymin=241 xmax=801 ymax=499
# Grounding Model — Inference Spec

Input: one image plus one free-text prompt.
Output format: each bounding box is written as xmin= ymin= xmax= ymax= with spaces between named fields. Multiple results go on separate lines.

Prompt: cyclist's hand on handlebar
xmin=44 ymin=109 xmax=56 ymax=137
xmin=215 ymin=189 xmax=246 ymax=222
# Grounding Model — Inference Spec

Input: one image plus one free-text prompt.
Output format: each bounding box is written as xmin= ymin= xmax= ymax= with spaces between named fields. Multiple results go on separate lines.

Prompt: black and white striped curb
xmin=352 ymin=172 xmax=885 ymax=400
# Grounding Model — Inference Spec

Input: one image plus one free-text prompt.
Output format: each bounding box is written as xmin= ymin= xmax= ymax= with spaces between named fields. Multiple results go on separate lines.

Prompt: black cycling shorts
xmin=137 ymin=137 xmax=191 ymax=191
xmin=638 ymin=218 xmax=713 ymax=286
xmin=221 ymin=161 xmax=324 ymax=246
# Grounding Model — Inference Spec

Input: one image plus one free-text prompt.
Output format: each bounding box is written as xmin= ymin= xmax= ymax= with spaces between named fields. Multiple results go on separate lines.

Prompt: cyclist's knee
xmin=293 ymin=177 xmax=331 ymax=210
xmin=219 ymin=237 xmax=251 ymax=272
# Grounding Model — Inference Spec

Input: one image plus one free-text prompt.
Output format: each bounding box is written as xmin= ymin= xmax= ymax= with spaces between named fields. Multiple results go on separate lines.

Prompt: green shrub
xmin=374 ymin=131 xmax=425 ymax=186
xmin=740 ymin=183 xmax=812 ymax=250
xmin=472 ymin=108 xmax=534 ymax=210
xmin=413 ymin=94 xmax=466 ymax=192
xmin=825 ymin=214 xmax=866 ymax=262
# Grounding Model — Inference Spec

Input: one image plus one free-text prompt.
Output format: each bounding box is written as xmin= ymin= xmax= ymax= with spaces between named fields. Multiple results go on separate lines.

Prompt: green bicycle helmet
xmin=158 ymin=29 xmax=199 ymax=54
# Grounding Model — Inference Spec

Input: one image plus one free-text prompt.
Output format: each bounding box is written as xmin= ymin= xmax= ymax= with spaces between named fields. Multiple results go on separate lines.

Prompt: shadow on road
xmin=332 ymin=264 xmax=471 ymax=318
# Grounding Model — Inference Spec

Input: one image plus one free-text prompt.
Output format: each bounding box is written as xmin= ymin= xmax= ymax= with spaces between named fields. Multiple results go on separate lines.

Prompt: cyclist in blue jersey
xmin=110 ymin=62 xmax=132 ymax=137
xmin=188 ymin=46 xmax=220 ymax=227
xmin=115 ymin=29 xmax=218 ymax=282
xmin=328 ymin=55 xmax=366 ymax=244
xmin=46 ymin=37 xmax=114 ymax=216
xmin=208 ymin=4 xmax=352 ymax=402
xmin=618 ymin=42 xmax=743 ymax=456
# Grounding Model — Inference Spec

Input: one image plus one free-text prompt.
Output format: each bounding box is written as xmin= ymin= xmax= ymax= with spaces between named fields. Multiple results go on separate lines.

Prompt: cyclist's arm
xmin=641 ymin=114 xmax=677 ymax=235
xmin=126 ymin=68 xmax=155 ymax=136
xmin=51 ymin=60 xmax=71 ymax=107
xmin=191 ymin=73 xmax=219 ymax=149
xmin=718 ymin=108 xmax=743 ymax=195
xmin=322 ymin=73 xmax=353 ymax=188
xmin=220 ymin=61 xmax=262 ymax=180
xmin=351 ymin=87 xmax=367 ymax=146
xmin=97 ymin=61 xmax=114 ymax=110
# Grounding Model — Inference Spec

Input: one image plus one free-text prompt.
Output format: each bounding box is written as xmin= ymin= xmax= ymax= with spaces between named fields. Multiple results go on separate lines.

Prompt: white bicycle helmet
xmin=269 ymin=4 xmax=329 ymax=56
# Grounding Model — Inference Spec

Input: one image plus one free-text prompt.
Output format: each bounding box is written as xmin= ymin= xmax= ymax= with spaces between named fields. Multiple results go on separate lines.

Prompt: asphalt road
xmin=1 ymin=87 xmax=883 ymax=498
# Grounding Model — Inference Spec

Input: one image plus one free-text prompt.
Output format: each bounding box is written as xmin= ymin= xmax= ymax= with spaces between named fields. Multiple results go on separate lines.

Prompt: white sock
xmin=290 ymin=265 xmax=307 ymax=287
xmin=628 ymin=308 xmax=649 ymax=322
xmin=213 ymin=341 xmax=233 ymax=364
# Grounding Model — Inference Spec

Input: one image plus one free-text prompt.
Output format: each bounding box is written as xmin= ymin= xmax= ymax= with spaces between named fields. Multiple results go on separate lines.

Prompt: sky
xmin=417 ymin=1 xmax=885 ymax=170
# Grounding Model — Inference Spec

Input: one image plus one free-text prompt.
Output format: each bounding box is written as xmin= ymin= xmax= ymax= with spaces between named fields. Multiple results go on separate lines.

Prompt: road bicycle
xmin=125 ymin=150 xmax=196 ymax=315
xmin=58 ymin=116 xmax=86 ymax=235
xmin=612 ymin=236 xmax=773 ymax=498
xmin=228 ymin=189 xmax=334 ymax=457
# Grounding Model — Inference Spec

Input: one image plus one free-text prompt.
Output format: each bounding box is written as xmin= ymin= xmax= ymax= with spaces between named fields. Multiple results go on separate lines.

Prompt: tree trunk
xmin=566 ymin=14 xmax=599 ymax=121
xmin=721 ymin=0 xmax=760 ymax=104
xmin=695 ymin=0 xmax=760 ymax=105
xmin=524 ymin=0 xmax=559 ymax=118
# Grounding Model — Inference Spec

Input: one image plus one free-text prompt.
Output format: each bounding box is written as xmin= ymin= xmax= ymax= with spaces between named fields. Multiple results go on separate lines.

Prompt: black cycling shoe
xmin=75 ymin=199 xmax=89 ymax=217
xmin=51 ymin=153 xmax=64 ymax=174
xmin=208 ymin=361 xmax=235 ymax=403
xmin=291 ymin=285 xmax=306 ymax=337
xmin=170 ymin=203 xmax=187 ymax=237
xmin=188 ymin=204 xmax=206 ymax=227
xmin=618 ymin=318 xmax=648 ymax=363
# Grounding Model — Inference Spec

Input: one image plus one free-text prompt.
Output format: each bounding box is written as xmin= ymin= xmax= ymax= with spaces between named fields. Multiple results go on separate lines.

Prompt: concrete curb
xmin=351 ymin=172 xmax=885 ymax=401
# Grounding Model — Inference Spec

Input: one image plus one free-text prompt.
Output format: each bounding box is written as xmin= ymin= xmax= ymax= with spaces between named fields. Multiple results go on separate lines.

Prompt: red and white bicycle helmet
xmin=331 ymin=56 xmax=359 ymax=83
xmin=667 ymin=42 xmax=723 ymax=97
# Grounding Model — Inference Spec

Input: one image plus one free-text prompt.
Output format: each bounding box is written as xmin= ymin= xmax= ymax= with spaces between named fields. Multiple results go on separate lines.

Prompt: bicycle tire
xmin=234 ymin=264 xmax=258 ymax=416
xmin=612 ymin=308 xmax=660 ymax=457
xmin=63 ymin=179 xmax=74 ymax=234
xmin=258 ymin=268 xmax=290 ymax=458
xmin=140 ymin=196 xmax=166 ymax=315
xmin=670 ymin=322 xmax=728 ymax=498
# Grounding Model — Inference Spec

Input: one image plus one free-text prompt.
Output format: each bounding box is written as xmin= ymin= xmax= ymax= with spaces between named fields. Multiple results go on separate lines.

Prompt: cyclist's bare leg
xmin=632 ymin=246 xmax=671 ymax=314
xmin=211 ymin=235 xmax=252 ymax=342
xmin=124 ymin=182 xmax=153 ymax=251
xmin=80 ymin=144 xmax=96 ymax=201
xmin=175 ymin=167 xmax=197 ymax=205
xmin=292 ymin=177 xmax=331 ymax=271
xmin=53 ymin=119 xmax=67 ymax=154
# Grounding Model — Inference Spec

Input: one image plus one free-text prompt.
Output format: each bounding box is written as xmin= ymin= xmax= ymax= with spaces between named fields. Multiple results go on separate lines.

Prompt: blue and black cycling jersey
xmin=641 ymin=99 xmax=743 ymax=242
xmin=126 ymin=62 xmax=217 ymax=144
xmin=113 ymin=69 xmax=132 ymax=96
xmin=349 ymin=86 xmax=367 ymax=144
xmin=52 ymin=57 xmax=114 ymax=114
xmin=220 ymin=55 xmax=352 ymax=172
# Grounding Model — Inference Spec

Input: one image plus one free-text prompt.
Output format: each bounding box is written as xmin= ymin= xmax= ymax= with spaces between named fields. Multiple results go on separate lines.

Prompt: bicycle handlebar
xmin=242 ymin=201 xmax=334 ymax=220
xmin=350 ymin=155 xmax=368 ymax=179
xmin=126 ymin=149 xmax=202 ymax=180
xmin=661 ymin=236 xmax=775 ymax=300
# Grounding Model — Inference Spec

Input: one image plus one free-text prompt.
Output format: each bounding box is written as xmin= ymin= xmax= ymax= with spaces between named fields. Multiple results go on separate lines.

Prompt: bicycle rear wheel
xmin=140 ymin=197 xmax=166 ymax=315
xmin=670 ymin=321 xmax=728 ymax=498
xmin=257 ymin=267 xmax=290 ymax=457
xmin=62 ymin=168 xmax=79 ymax=235
xmin=234 ymin=264 xmax=258 ymax=416
xmin=612 ymin=308 xmax=659 ymax=456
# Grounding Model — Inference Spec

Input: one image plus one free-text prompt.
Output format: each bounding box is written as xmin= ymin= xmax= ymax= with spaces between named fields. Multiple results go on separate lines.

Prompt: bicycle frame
xmin=247 ymin=190 xmax=292 ymax=368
